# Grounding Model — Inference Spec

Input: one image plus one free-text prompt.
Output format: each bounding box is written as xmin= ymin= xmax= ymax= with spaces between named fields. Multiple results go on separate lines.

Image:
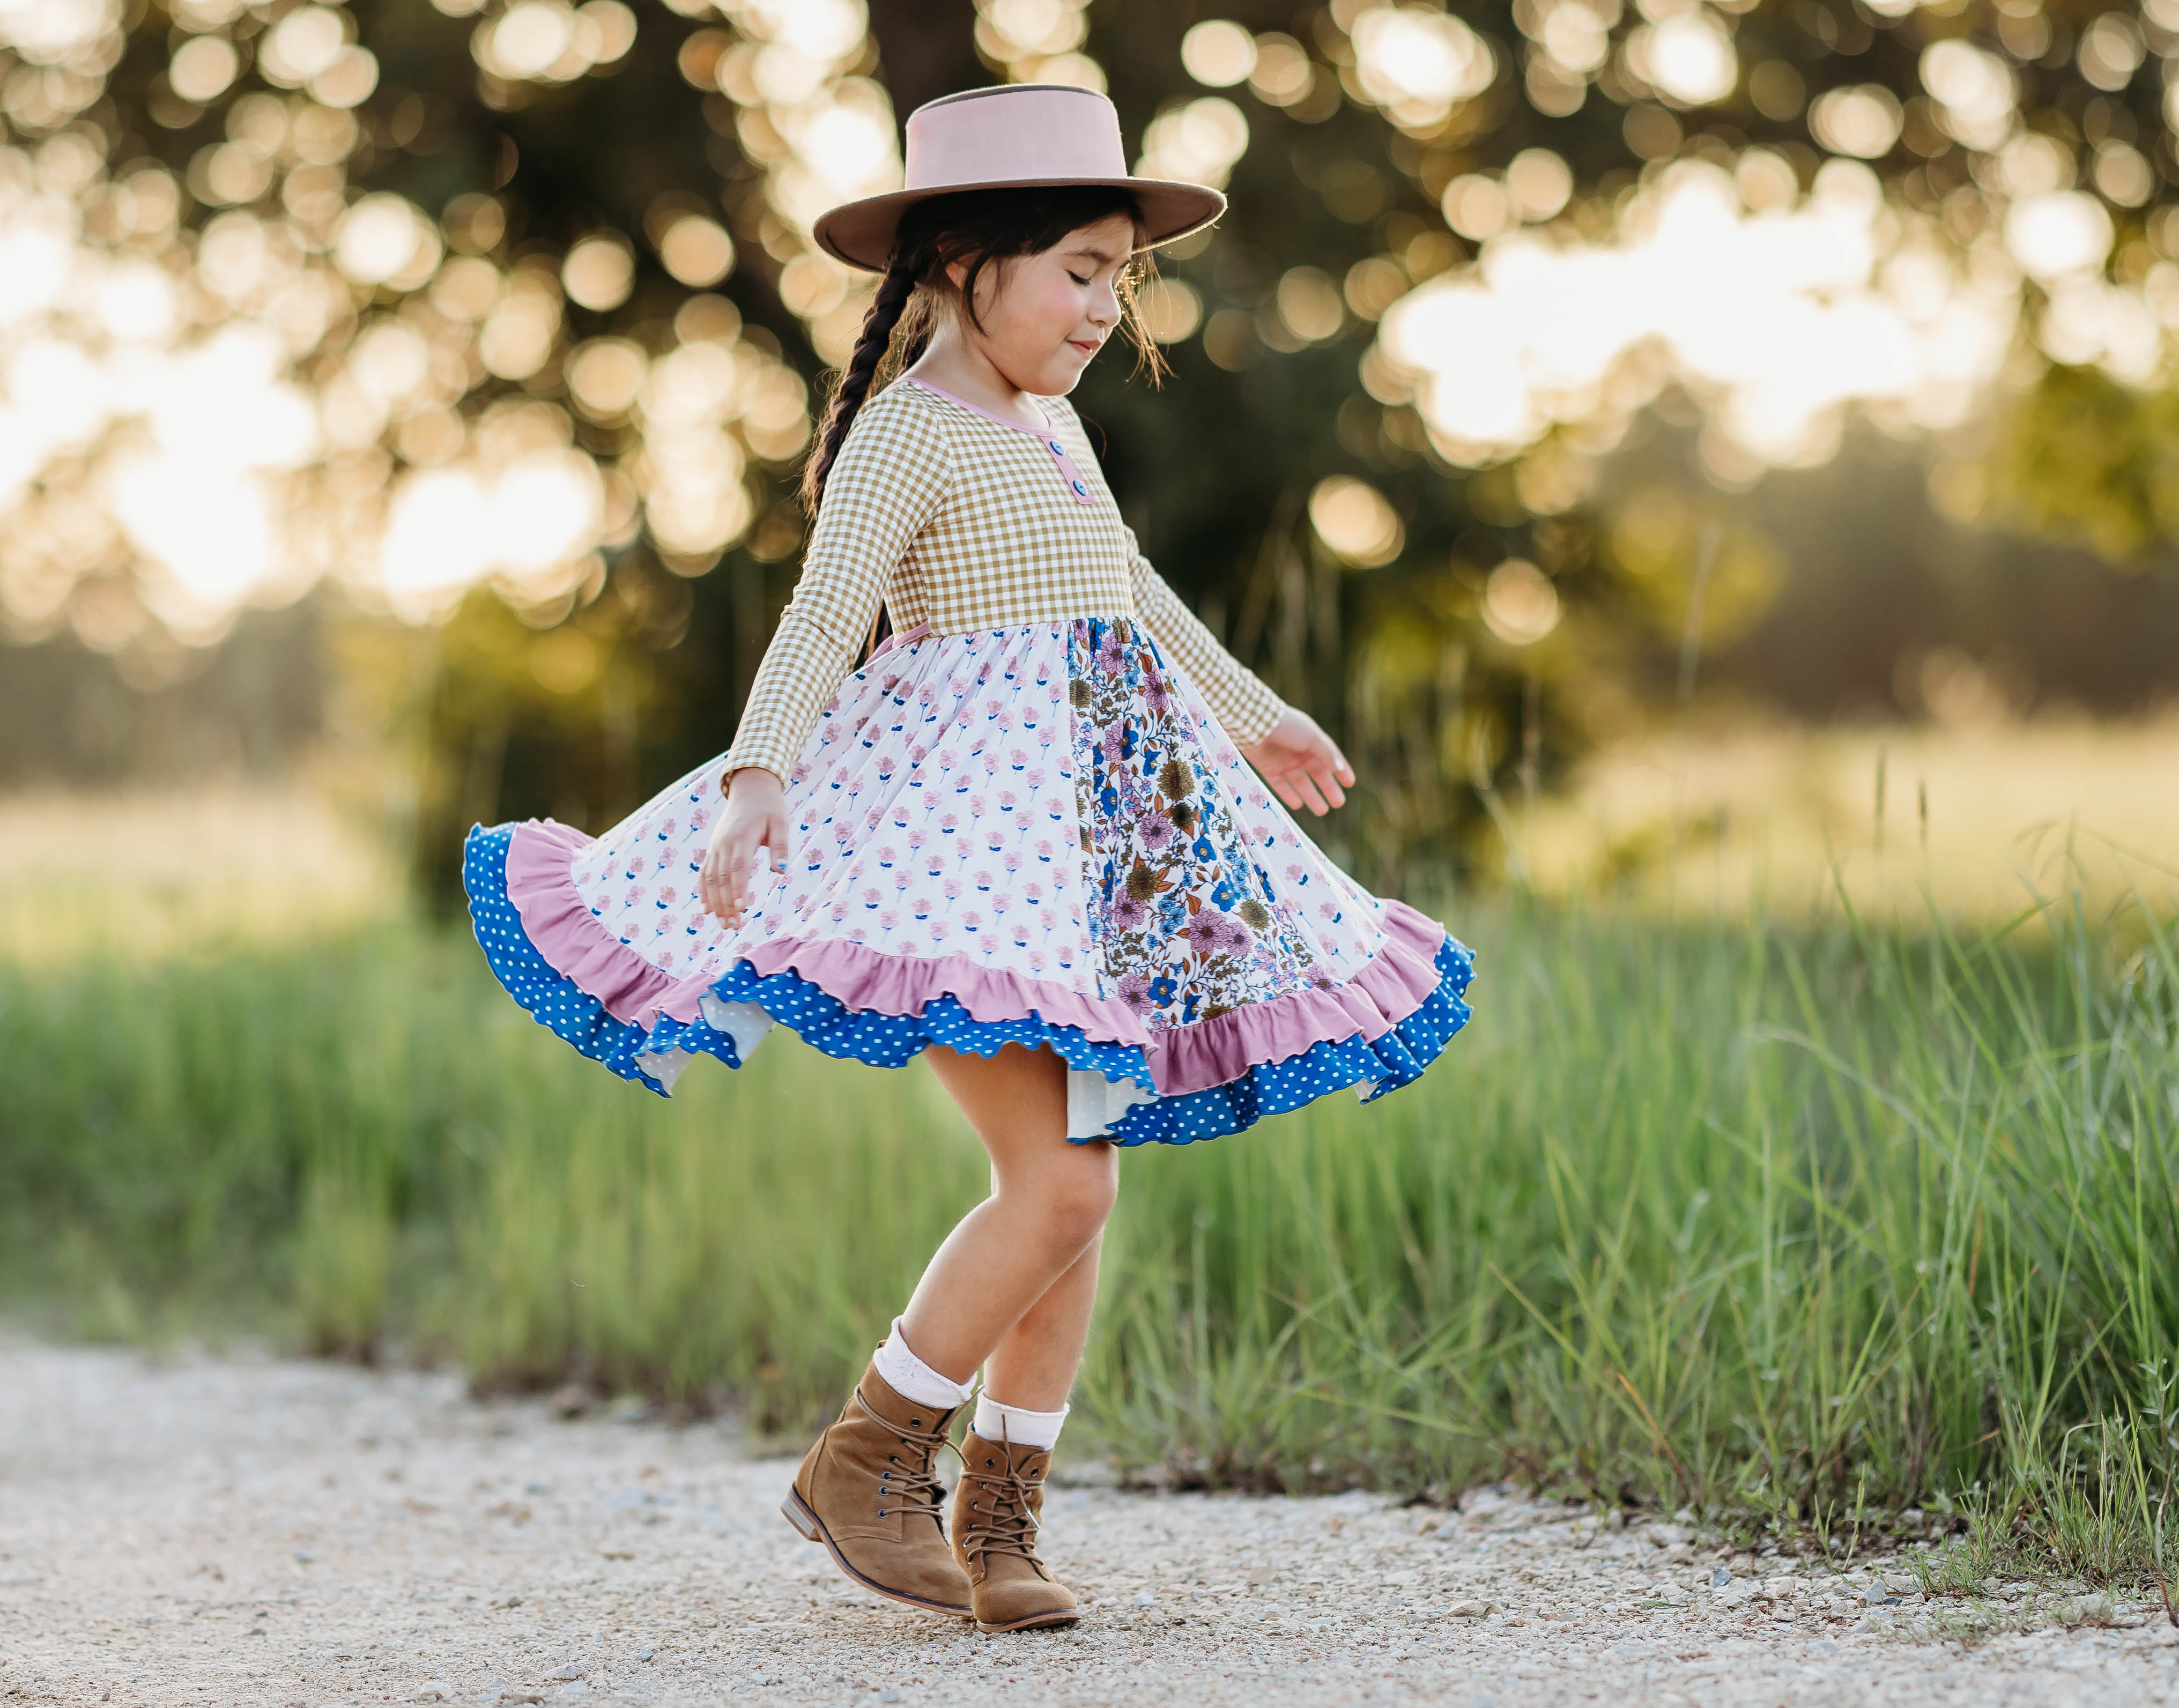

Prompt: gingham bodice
xmin=718 ymin=374 xmax=1286 ymax=784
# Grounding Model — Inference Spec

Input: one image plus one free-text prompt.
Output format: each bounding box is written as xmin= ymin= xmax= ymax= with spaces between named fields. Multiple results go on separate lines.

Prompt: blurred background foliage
xmin=4 ymin=0 xmax=2179 ymax=898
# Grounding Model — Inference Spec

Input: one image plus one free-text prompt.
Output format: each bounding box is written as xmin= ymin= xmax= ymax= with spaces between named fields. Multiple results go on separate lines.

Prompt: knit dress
xmin=462 ymin=374 xmax=1476 ymax=1144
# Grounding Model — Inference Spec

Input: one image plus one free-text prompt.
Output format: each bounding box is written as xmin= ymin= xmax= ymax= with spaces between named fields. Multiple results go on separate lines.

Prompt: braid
xmin=798 ymin=250 xmax=919 ymax=519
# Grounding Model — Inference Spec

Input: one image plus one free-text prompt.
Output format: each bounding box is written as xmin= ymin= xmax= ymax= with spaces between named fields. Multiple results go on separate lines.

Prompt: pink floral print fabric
xmin=1069 ymin=614 xmax=1348 ymax=1030
xmin=561 ymin=618 xmax=1396 ymax=1059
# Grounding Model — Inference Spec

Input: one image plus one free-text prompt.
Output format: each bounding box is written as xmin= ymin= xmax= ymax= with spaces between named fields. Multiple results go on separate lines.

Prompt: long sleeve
xmin=720 ymin=390 xmax=951 ymax=784
xmin=1124 ymin=524 xmax=1287 ymax=746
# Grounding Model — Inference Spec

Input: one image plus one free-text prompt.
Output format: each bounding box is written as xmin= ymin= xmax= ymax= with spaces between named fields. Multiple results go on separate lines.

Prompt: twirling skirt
xmin=462 ymin=614 xmax=1475 ymax=1145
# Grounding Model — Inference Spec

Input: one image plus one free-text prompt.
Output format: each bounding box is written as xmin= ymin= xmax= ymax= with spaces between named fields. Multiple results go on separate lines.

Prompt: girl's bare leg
xmin=902 ymin=1040 xmax=1116 ymax=1409
xmin=982 ymin=1234 xmax=1102 ymax=1411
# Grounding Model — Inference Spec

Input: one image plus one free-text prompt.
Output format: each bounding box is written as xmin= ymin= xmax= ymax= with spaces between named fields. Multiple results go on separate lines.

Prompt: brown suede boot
xmin=781 ymin=1361 xmax=973 ymax=1618
xmin=950 ymin=1429 xmax=1080 ymax=1633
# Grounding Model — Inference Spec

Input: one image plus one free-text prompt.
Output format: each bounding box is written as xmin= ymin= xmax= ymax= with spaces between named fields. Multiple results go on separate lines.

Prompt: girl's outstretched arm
xmin=701 ymin=388 xmax=950 ymax=927
xmin=1123 ymin=532 xmax=1354 ymax=815
xmin=717 ymin=388 xmax=952 ymax=789
xmin=1120 ymin=527 xmax=1285 ymax=743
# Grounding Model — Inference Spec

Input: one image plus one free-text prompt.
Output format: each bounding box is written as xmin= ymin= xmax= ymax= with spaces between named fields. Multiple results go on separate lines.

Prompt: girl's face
xmin=946 ymin=212 xmax=1138 ymax=395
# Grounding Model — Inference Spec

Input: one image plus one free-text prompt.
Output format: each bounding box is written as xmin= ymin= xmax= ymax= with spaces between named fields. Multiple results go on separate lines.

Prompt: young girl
xmin=462 ymin=83 xmax=1474 ymax=1636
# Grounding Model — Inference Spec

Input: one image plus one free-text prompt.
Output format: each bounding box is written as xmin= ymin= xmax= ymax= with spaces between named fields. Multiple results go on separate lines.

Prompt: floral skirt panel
xmin=1071 ymin=614 xmax=1361 ymax=1025
xmin=461 ymin=617 xmax=1475 ymax=1146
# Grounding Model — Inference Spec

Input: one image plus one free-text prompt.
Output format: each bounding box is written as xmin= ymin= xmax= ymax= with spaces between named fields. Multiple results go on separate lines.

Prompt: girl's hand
xmin=700 ymin=767 xmax=791 ymax=929
xmin=1238 ymin=707 xmax=1355 ymax=816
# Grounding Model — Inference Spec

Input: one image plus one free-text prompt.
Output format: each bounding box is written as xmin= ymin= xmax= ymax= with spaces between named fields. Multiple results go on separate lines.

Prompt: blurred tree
xmin=5 ymin=0 xmax=2179 ymax=898
xmin=1980 ymin=361 xmax=2179 ymax=561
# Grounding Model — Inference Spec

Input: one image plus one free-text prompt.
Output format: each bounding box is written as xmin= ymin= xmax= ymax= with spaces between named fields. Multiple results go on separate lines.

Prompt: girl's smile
xmin=903 ymin=210 xmax=1137 ymax=409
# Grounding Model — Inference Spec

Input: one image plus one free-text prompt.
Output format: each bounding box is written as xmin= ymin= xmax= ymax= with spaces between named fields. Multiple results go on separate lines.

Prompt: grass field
xmin=1518 ymin=710 xmax=2179 ymax=924
xmin=1 ymin=780 xmax=2174 ymax=1593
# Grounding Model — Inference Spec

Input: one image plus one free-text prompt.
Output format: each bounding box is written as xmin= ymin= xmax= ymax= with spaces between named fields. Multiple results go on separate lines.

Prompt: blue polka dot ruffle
xmin=461 ymin=821 xmax=1474 ymax=1146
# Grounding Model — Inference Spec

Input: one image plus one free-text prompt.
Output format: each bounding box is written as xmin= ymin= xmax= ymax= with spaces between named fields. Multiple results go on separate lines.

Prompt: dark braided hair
xmin=797 ymin=254 xmax=920 ymax=521
xmin=797 ymin=184 xmax=1172 ymax=524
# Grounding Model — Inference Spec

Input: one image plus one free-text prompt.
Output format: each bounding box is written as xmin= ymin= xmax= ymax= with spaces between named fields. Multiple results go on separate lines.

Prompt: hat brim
xmin=810 ymin=177 xmax=1227 ymax=273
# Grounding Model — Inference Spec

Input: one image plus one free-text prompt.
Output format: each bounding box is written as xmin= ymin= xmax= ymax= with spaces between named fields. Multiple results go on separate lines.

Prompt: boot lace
xmin=851 ymin=1385 xmax=961 ymax=1529
xmin=959 ymin=1427 xmax=1044 ymax=1567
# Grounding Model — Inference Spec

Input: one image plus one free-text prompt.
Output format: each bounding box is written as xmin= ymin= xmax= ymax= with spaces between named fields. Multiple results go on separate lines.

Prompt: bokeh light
xmin=1636 ymin=15 xmax=1736 ymax=107
xmin=1808 ymin=85 xmax=1903 ymax=159
xmin=168 ymin=36 xmax=239 ymax=104
xmin=974 ymin=0 xmax=1100 ymax=89
xmin=698 ymin=9 xmax=903 ymax=363
xmin=1246 ymin=33 xmax=1316 ymax=108
xmin=2005 ymin=191 xmax=2115 ymax=283
xmin=1277 ymin=267 xmax=1345 ymax=343
xmin=1309 ymin=475 xmax=1403 ymax=567
xmin=334 ymin=194 xmax=440 ymax=286
xmin=1504 ymin=150 xmax=1574 ymax=223
xmin=1481 ymin=558 xmax=1561 ymax=645
xmin=2077 ymin=12 xmax=2144 ymax=92
xmin=1350 ymin=5 xmax=1494 ymax=131
xmin=562 ymin=234 xmax=635 ymax=311
xmin=1374 ymin=158 xmax=2021 ymax=471
xmin=1136 ymin=277 xmax=1203 ymax=344
xmin=0 ymin=0 xmax=841 ymax=657
xmin=1918 ymin=40 xmax=2013 ymax=152
xmin=2 ymin=0 xmax=2175 ymax=680
xmin=567 ymin=338 xmax=648 ymax=419
xmin=1137 ymin=96 xmax=1250 ymax=190
xmin=260 ymin=6 xmax=347 ymax=87
xmin=1181 ymin=20 xmax=1256 ymax=89
xmin=658 ymin=216 xmax=735 ymax=287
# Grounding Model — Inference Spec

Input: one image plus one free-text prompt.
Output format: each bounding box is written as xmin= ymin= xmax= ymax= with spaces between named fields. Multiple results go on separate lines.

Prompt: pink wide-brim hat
xmin=811 ymin=83 xmax=1228 ymax=273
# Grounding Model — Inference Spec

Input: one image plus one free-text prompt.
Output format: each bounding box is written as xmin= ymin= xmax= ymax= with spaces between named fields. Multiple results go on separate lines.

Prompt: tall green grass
xmin=2 ymin=882 xmax=2173 ymax=1584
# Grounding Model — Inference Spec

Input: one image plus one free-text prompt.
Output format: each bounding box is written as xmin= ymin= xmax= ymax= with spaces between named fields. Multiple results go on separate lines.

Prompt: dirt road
xmin=2 ymin=1339 xmax=2174 ymax=1706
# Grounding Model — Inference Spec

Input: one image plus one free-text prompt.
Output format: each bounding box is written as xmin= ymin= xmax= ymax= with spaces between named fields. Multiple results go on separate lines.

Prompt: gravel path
xmin=3 ymin=1339 xmax=2175 ymax=1707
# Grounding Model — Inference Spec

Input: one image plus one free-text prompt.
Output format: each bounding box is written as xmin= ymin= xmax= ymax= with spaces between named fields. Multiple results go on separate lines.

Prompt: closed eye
xmin=1067 ymin=271 xmax=1091 ymax=285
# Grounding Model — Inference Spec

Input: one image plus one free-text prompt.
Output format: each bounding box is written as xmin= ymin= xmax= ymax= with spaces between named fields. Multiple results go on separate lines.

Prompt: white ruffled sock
xmin=870 ymin=1317 xmax=977 ymax=1411
xmin=974 ymin=1393 xmax=1070 ymax=1451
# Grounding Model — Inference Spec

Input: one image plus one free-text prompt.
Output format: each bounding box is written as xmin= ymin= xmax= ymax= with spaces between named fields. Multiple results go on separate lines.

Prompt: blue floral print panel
xmin=1066 ymin=614 xmax=1336 ymax=1029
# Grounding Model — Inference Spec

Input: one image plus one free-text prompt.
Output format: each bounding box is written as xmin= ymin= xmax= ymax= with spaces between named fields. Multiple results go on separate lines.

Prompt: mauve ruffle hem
xmin=463 ymin=817 xmax=1475 ymax=1148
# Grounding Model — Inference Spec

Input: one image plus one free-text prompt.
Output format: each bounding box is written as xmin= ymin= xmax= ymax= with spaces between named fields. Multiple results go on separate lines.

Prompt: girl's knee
xmin=1029 ymin=1150 xmax=1117 ymax=1244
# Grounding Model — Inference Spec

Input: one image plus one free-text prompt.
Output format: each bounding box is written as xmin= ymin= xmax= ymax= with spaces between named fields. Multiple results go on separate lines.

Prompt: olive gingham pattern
xmin=718 ymin=377 xmax=1288 ymax=784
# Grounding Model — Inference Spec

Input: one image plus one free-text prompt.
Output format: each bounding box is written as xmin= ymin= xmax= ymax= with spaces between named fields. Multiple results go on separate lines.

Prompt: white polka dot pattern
xmin=465 ymin=596 xmax=1478 ymax=1145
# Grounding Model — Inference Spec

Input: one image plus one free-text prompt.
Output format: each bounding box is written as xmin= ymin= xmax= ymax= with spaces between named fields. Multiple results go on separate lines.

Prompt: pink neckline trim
xmin=502 ymin=818 xmax=1454 ymax=1099
xmin=898 ymin=375 xmax=1097 ymax=508
xmin=900 ymin=374 xmax=1056 ymax=436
